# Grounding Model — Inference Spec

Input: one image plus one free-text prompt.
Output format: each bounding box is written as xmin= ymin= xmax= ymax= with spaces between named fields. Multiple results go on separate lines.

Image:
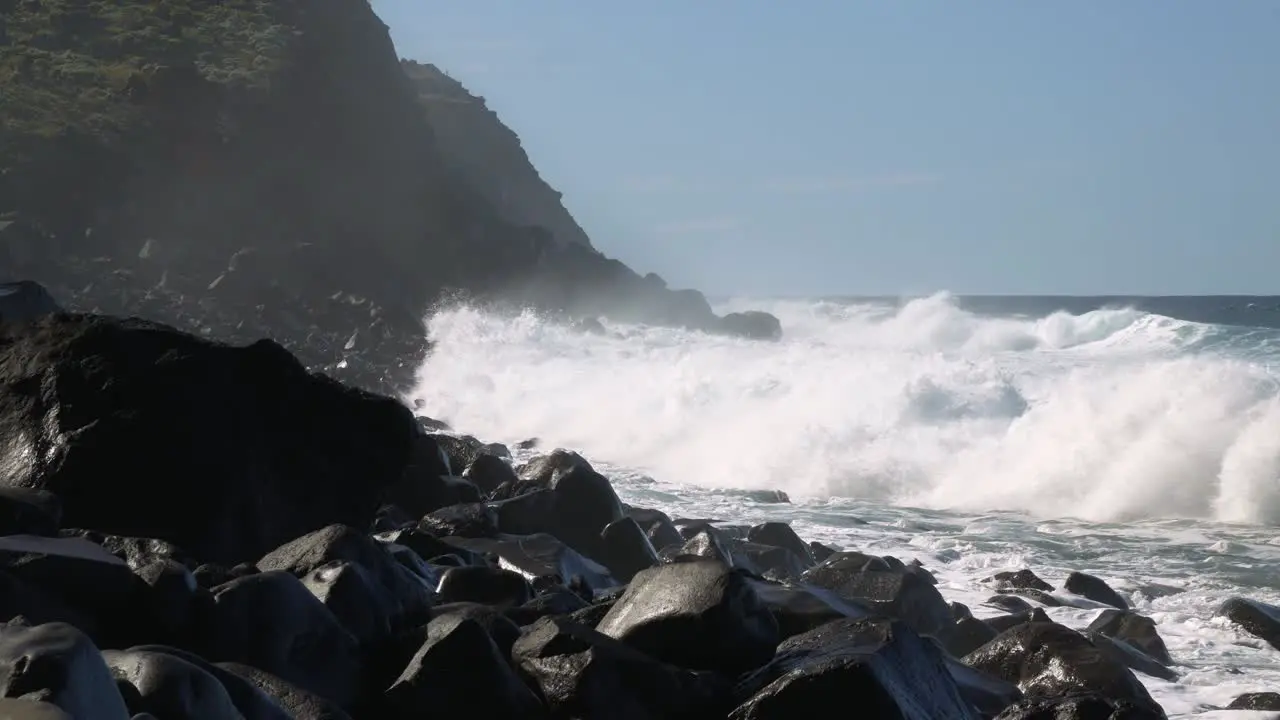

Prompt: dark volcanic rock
xmin=217 ymin=663 xmax=352 ymax=720
xmin=383 ymin=614 xmax=544 ymax=717
xmin=598 ymin=516 xmax=660 ymax=583
xmin=103 ymin=648 xmax=242 ymax=720
xmin=0 ymin=281 xmax=60 ymax=325
xmin=444 ymin=533 xmax=617 ymax=594
xmin=1087 ymin=610 xmax=1172 ymax=666
xmin=987 ymin=570 xmax=1054 ymax=593
xmin=801 ymin=555 xmax=952 ymax=637
xmin=595 ymin=560 xmax=779 ymax=675
xmin=418 ymin=502 xmax=500 ymax=538
xmin=0 ymin=619 xmax=130 ymax=718
xmin=746 ymin=579 xmax=874 ymax=641
xmin=1215 ymin=597 xmax=1280 ymax=649
xmin=719 ymin=311 xmax=784 ymax=341
xmin=0 ymin=314 xmax=416 ymax=565
xmin=732 ymin=618 xmax=979 ymax=720
xmin=1064 ymin=572 xmax=1128 ymax=610
xmin=993 ymin=694 xmax=1166 ymax=719
xmin=462 ymin=453 xmax=520 ymax=496
xmin=201 ymin=571 xmax=362 ymax=708
xmin=1084 ymin=632 xmax=1177 ymax=682
xmin=125 ymin=645 xmax=292 ymax=720
xmin=435 ymin=565 xmax=533 ymax=607
xmin=963 ymin=621 xmax=1163 ymax=716
xmin=624 ymin=506 xmax=684 ymax=551
xmin=512 ymin=615 xmax=730 ymax=719
xmin=985 ymin=609 xmax=1053 ymax=635
xmin=1227 ymin=692 xmax=1280 ymax=710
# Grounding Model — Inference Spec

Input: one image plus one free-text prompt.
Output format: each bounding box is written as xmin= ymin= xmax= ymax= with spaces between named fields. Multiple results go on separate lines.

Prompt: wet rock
xmin=425 ymin=603 xmax=523 ymax=659
xmin=370 ymin=504 xmax=415 ymax=533
xmin=801 ymin=556 xmax=952 ymax=637
xmin=1064 ymin=572 xmax=1128 ymax=610
xmin=963 ymin=621 xmax=1162 ymax=716
xmin=65 ymin=533 xmax=194 ymax=572
xmin=0 ymin=488 xmax=60 ymax=537
xmin=941 ymin=616 xmax=999 ymax=659
xmin=1087 ymin=610 xmax=1172 ymax=666
xmin=986 ymin=595 xmax=1035 ymax=614
xmin=202 ymin=571 xmax=362 ymax=708
xmin=0 ymin=619 xmax=130 ymax=719
xmin=746 ymin=579 xmax=873 ymax=640
xmin=513 ymin=615 xmax=730 ymax=719
xmin=1215 ymin=597 xmax=1280 ymax=649
xmin=443 ymin=533 xmax=617 ymax=593
xmin=0 ymin=314 xmax=417 ymax=565
xmin=507 ymin=586 xmax=592 ymax=626
xmin=665 ymin=526 xmax=743 ymax=569
xmin=381 ymin=435 xmax=479 ymax=517
xmin=374 ymin=528 xmax=483 ymax=566
xmin=596 ymin=560 xmax=779 ymax=674
xmin=743 ymin=489 xmax=791 ymax=504
xmin=133 ymin=560 xmax=204 ymax=648
xmin=413 ymin=415 xmax=451 ymax=433
xmin=625 ymin=506 xmax=684 ymax=551
xmin=384 ymin=614 xmax=544 ymax=717
xmin=598 ymin=517 xmax=660 ymax=583
xmin=462 ymin=454 xmax=519 ymax=496
xmin=435 ymin=565 xmax=533 ymax=607
xmin=1003 ymin=588 xmax=1064 ymax=608
xmin=1227 ymin=692 xmax=1280 ymax=710
xmin=516 ymin=449 xmax=595 ymax=485
xmin=1084 ymin=632 xmax=1178 ymax=682
xmin=951 ymin=602 xmax=974 ymax=620
xmin=987 ymin=570 xmax=1053 ymax=593
xmin=993 ymin=694 xmax=1166 ymax=719
xmin=732 ymin=618 xmax=978 ymax=720
xmin=940 ymin=654 xmax=1023 ymax=719
xmin=103 ymin=648 xmax=242 ymax=720
xmin=217 ymin=663 xmax=352 ymax=720
xmin=733 ymin=541 xmax=811 ymax=580
xmin=808 ymin=541 xmax=838 ymax=563
xmin=418 ymin=502 xmax=500 ymax=538
xmin=985 ymin=609 xmax=1052 ymax=635
xmin=256 ymin=524 xmax=431 ymax=623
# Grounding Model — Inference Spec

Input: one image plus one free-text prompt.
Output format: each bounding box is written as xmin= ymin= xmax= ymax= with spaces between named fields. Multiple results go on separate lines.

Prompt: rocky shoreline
xmin=0 ymin=287 xmax=1273 ymax=719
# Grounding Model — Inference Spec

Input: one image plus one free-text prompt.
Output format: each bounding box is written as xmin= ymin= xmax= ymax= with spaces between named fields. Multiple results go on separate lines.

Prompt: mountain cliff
xmin=0 ymin=0 xmax=780 ymax=392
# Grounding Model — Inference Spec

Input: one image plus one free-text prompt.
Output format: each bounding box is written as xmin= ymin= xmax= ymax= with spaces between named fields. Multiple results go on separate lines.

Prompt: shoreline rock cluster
xmin=0 ymin=294 xmax=1276 ymax=718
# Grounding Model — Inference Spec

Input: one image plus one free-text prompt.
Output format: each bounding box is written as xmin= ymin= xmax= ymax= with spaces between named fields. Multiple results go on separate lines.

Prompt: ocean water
xmin=407 ymin=292 xmax=1280 ymax=718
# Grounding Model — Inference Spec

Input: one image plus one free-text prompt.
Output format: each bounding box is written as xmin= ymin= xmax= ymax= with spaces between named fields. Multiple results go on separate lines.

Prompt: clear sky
xmin=373 ymin=1 xmax=1279 ymax=296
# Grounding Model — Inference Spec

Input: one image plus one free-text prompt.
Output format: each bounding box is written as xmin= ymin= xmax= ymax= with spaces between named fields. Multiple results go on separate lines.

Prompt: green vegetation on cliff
xmin=1 ymin=0 xmax=294 ymax=148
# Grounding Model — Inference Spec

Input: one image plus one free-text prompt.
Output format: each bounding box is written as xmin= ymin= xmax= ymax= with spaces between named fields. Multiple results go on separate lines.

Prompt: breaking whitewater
xmin=409 ymin=292 xmax=1280 ymax=717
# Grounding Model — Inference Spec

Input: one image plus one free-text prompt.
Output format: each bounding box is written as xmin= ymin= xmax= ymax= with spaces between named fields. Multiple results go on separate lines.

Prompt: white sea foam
xmin=408 ymin=292 xmax=1280 ymax=717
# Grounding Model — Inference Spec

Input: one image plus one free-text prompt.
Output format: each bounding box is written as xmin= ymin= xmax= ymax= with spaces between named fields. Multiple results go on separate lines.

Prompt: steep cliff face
xmin=0 ymin=0 xmax=779 ymax=392
xmin=402 ymin=60 xmax=593 ymax=251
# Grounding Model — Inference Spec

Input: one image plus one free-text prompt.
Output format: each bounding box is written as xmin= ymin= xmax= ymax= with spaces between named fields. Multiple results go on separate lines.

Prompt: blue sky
xmin=374 ymin=1 xmax=1279 ymax=296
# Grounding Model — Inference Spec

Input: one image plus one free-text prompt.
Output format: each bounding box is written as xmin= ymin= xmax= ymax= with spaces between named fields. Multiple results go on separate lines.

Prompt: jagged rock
xmin=383 ymin=614 xmax=544 ymax=717
xmin=985 ymin=609 xmax=1052 ymax=635
xmin=0 ymin=620 xmax=130 ymax=719
xmin=132 ymin=560 xmax=205 ymax=648
xmin=624 ymin=506 xmax=684 ymax=551
xmin=374 ymin=528 xmax=483 ymax=566
xmin=512 ymin=616 xmax=731 ymax=719
xmin=425 ymin=603 xmax=523 ymax=659
xmin=941 ymin=616 xmax=999 ymax=659
xmin=732 ymin=618 xmax=978 ymax=720
xmin=1084 ymin=632 xmax=1177 ymax=682
xmin=0 ymin=315 xmax=416 ymax=565
xmin=65 ymin=533 xmax=193 ymax=572
xmin=418 ymin=503 xmax=500 ymax=538
xmin=595 ymin=560 xmax=779 ymax=675
xmin=299 ymin=562 xmax=396 ymax=646
xmin=1087 ymin=610 xmax=1172 ymax=665
xmin=963 ymin=621 xmax=1163 ymax=716
xmin=1064 ymin=572 xmax=1128 ymax=610
xmin=200 ymin=572 xmax=363 ymax=708
xmin=1215 ymin=597 xmax=1280 ymax=649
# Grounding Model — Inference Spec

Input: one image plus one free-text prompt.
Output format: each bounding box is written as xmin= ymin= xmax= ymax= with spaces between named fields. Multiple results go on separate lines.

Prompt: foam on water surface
xmin=409 ymin=292 xmax=1280 ymax=717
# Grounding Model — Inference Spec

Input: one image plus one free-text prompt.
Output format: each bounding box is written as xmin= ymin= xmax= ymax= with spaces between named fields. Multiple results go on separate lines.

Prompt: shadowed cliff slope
xmin=0 ymin=0 xmax=779 ymax=393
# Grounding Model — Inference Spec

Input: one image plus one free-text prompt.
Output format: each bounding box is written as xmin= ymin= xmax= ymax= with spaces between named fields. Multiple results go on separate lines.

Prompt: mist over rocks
xmin=0 ymin=0 xmax=780 ymax=394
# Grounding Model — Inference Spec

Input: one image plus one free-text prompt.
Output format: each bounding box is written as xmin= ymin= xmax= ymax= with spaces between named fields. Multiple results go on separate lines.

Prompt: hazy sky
xmin=375 ymin=1 xmax=1279 ymax=296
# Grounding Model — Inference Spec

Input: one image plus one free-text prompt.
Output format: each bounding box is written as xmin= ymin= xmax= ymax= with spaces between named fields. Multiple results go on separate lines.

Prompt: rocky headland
xmin=0 ymin=0 xmax=780 ymax=395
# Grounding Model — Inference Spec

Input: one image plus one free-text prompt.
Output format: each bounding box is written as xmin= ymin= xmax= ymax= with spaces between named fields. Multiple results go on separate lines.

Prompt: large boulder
xmin=0 ymin=619 xmax=130 ymax=719
xmin=0 ymin=314 xmax=417 ymax=565
xmin=0 ymin=281 xmax=60 ymax=325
